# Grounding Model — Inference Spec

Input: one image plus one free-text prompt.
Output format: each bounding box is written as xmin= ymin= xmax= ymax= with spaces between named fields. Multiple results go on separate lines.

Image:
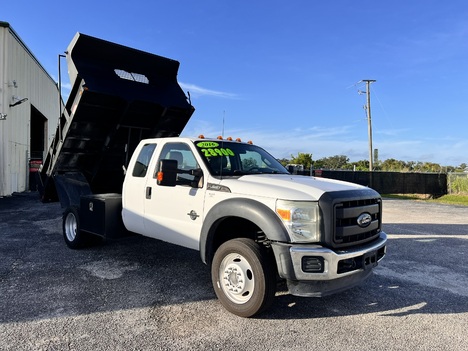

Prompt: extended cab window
xmin=157 ymin=142 xmax=200 ymax=186
xmin=132 ymin=143 xmax=156 ymax=177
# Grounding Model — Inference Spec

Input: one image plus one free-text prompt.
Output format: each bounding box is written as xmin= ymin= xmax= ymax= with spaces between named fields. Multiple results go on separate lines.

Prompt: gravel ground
xmin=0 ymin=192 xmax=467 ymax=351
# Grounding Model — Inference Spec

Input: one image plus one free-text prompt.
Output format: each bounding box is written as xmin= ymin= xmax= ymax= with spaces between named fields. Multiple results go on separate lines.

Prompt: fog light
xmin=302 ymin=256 xmax=324 ymax=273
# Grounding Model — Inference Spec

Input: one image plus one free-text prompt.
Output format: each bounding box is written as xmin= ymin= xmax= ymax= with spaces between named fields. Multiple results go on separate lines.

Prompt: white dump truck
xmin=39 ymin=33 xmax=386 ymax=317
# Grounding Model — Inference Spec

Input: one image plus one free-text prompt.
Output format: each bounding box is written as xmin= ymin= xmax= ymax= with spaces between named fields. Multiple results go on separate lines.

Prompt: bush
xmin=448 ymin=173 xmax=468 ymax=194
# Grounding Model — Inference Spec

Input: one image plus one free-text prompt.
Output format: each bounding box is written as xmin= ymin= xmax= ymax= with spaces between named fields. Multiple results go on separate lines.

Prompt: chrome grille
xmin=334 ymin=198 xmax=381 ymax=246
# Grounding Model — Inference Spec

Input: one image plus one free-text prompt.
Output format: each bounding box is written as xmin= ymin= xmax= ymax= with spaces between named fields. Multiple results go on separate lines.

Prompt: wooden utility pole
xmin=362 ymin=79 xmax=376 ymax=171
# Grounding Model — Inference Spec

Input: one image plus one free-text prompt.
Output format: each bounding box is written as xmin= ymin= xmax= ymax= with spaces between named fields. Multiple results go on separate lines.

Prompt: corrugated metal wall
xmin=0 ymin=23 xmax=60 ymax=196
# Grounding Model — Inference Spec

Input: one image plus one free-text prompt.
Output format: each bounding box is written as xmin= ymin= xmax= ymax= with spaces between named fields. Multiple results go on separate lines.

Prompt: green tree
xmin=422 ymin=162 xmax=442 ymax=172
xmin=411 ymin=161 xmax=442 ymax=173
xmin=315 ymin=155 xmax=349 ymax=169
xmin=351 ymin=160 xmax=369 ymax=171
xmin=445 ymin=165 xmax=456 ymax=173
xmin=405 ymin=161 xmax=416 ymax=172
xmin=456 ymin=163 xmax=467 ymax=172
xmin=290 ymin=152 xmax=313 ymax=169
xmin=381 ymin=158 xmax=406 ymax=171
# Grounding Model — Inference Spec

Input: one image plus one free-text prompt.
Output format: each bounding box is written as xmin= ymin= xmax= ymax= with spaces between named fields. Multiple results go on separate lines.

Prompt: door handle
xmin=146 ymin=186 xmax=152 ymax=199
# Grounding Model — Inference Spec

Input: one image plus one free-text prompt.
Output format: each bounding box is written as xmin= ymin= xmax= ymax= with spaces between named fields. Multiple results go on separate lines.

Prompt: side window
xmin=157 ymin=142 xmax=199 ymax=186
xmin=132 ymin=143 xmax=156 ymax=177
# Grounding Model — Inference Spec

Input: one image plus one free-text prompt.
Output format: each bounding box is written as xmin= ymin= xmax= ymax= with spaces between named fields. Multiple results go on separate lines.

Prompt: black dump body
xmin=38 ymin=33 xmax=194 ymax=205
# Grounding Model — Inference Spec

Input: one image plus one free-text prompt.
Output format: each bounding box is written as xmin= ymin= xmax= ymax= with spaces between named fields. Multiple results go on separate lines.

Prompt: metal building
xmin=0 ymin=22 xmax=60 ymax=196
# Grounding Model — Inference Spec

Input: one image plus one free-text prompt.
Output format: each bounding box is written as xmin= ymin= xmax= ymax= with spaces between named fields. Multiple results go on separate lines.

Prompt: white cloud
xmin=183 ymin=120 xmax=467 ymax=166
xmin=184 ymin=123 xmax=363 ymax=160
xmin=179 ymin=82 xmax=238 ymax=99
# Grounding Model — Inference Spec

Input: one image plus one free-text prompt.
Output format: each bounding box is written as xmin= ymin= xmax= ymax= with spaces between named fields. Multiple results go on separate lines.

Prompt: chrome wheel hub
xmin=220 ymin=253 xmax=255 ymax=304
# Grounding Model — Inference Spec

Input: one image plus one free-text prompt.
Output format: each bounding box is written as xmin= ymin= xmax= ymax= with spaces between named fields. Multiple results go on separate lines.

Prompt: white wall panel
xmin=0 ymin=23 xmax=60 ymax=196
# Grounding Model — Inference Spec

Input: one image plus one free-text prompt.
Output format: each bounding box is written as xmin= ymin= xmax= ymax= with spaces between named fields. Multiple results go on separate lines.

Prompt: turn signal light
xmin=276 ymin=209 xmax=291 ymax=221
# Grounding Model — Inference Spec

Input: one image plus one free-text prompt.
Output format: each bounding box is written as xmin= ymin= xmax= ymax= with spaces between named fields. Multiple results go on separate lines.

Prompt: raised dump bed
xmin=38 ymin=33 xmax=194 ymax=206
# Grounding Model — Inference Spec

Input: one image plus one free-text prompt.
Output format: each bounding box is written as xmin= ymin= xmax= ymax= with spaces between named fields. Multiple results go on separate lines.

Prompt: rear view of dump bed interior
xmin=38 ymin=33 xmax=194 ymax=203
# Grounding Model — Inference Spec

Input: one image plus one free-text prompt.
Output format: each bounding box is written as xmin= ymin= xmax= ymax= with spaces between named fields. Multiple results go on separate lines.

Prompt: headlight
xmin=276 ymin=200 xmax=320 ymax=243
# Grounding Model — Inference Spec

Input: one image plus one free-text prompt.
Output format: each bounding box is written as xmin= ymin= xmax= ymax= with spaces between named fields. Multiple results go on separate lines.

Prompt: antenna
xmin=222 ymin=110 xmax=225 ymax=138
xmin=220 ymin=110 xmax=226 ymax=178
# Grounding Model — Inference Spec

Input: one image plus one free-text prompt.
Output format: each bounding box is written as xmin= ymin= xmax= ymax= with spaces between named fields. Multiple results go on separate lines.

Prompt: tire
xmin=211 ymin=238 xmax=276 ymax=317
xmin=62 ymin=206 xmax=89 ymax=249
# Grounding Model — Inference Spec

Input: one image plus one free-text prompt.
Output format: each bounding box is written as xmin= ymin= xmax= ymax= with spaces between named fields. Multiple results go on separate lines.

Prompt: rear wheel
xmin=211 ymin=238 xmax=276 ymax=317
xmin=63 ymin=206 xmax=90 ymax=249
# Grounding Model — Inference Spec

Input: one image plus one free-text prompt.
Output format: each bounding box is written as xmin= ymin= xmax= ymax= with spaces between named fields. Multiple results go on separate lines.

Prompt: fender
xmin=199 ymin=198 xmax=289 ymax=264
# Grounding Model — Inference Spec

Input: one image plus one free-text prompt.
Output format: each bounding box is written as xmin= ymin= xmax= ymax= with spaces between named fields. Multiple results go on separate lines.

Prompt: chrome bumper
xmin=271 ymin=232 xmax=387 ymax=297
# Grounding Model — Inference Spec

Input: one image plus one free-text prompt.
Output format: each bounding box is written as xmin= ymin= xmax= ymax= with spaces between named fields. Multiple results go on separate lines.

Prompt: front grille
xmin=334 ymin=198 xmax=381 ymax=246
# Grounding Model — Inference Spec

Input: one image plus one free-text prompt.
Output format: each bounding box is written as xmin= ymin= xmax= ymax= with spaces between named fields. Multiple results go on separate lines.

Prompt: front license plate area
xmin=362 ymin=251 xmax=378 ymax=270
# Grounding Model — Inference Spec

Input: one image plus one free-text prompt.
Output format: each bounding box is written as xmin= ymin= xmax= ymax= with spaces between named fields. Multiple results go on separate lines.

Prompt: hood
xmin=217 ymin=174 xmax=366 ymax=201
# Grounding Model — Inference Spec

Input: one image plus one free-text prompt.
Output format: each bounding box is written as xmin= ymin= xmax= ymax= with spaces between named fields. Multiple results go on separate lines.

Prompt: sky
xmin=3 ymin=1 xmax=468 ymax=166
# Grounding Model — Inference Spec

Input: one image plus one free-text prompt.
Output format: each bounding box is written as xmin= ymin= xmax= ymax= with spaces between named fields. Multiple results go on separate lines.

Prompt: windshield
xmin=194 ymin=140 xmax=289 ymax=176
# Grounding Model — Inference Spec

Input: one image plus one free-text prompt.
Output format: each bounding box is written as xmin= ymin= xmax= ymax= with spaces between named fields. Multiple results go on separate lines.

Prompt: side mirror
xmin=157 ymin=159 xmax=177 ymax=186
xmin=190 ymin=168 xmax=203 ymax=178
xmin=190 ymin=168 xmax=204 ymax=188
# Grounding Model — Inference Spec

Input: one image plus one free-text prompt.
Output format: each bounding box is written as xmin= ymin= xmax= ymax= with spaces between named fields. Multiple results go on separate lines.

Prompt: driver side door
xmin=143 ymin=142 xmax=205 ymax=250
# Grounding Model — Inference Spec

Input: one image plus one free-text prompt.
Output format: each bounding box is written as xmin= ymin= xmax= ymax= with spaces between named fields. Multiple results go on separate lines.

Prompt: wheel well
xmin=207 ymin=216 xmax=269 ymax=264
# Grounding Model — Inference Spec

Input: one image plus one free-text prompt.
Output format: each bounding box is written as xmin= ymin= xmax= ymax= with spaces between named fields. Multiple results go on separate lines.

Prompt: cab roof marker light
xmin=236 ymin=138 xmax=242 ymax=142
xmin=217 ymin=136 xmax=223 ymax=140
xmin=227 ymin=137 xmax=233 ymax=141
xmin=248 ymin=140 xmax=253 ymax=144
xmin=198 ymin=134 xmax=205 ymax=139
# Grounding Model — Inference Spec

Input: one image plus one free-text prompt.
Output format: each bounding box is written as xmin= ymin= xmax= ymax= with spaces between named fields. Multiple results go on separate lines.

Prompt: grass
xmin=428 ymin=194 xmax=468 ymax=206
xmin=382 ymin=193 xmax=468 ymax=206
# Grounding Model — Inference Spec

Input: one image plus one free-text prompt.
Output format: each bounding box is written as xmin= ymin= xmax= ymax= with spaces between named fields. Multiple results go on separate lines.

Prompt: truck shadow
xmin=262 ymin=272 xmax=468 ymax=320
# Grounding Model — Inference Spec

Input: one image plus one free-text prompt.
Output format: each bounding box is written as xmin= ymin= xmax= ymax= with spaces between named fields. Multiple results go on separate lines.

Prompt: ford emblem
xmin=357 ymin=213 xmax=372 ymax=228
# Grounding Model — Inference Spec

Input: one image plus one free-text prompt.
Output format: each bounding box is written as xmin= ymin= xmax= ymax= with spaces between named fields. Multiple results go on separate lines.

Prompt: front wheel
xmin=211 ymin=238 xmax=276 ymax=317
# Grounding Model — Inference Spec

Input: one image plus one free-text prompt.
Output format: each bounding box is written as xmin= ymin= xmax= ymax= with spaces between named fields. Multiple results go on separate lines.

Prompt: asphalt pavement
xmin=0 ymin=192 xmax=467 ymax=350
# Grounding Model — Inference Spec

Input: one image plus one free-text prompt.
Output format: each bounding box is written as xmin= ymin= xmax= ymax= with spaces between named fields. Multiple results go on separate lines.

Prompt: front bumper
xmin=271 ymin=232 xmax=387 ymax=297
